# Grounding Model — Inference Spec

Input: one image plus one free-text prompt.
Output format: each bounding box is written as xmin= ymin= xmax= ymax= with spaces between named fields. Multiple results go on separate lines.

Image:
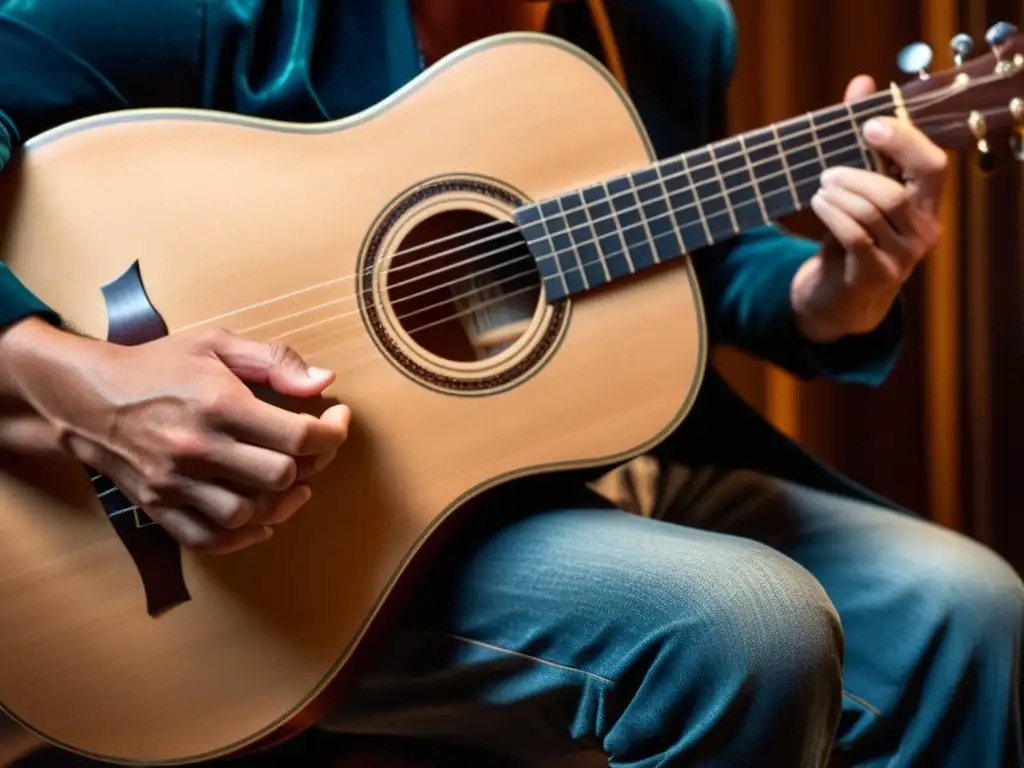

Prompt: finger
xmin=176 ymin=479 xmax=262 ymax=529
xmin=817 ymin=185 xmax=917 ymax=274
xmin=149 ymin=505 xmax=273 ymax=555
xmin=197 ymin=328 xmax=335 ymax=398
xmin=201 ymin=440 xmax=298 ymax=492
xmin=820 ymin=166 xmax=937 ymax=265
xmin=820 ymin=166 xmax=920 ymax=235
xmin=253 ymin=484 xmax=312 ymax=527
xmin=0 ymin=412 xmax=65 ymax=459
xmin=810 ymin=192 xmax=897 ymax=286
xmin=844 ymin=74 xmax=877 ymax=102
xmin=221 ymin=401 xmax=351 ymax=457
xmin=861 ymin=118 xmax=948 ymax=215
xmin=295 ymin=446 xmax=339 ymax=481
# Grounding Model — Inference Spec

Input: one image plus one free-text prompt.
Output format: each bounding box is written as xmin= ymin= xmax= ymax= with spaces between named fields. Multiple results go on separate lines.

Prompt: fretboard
xmin=515 ymin=90 xmax=896 ymax=302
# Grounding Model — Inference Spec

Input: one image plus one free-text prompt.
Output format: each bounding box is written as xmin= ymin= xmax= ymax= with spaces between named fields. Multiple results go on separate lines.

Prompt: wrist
xmin=789 ymin=259 xmax=847 ymax=344
xmin=0 ymin=316 xmax=81 ymax=401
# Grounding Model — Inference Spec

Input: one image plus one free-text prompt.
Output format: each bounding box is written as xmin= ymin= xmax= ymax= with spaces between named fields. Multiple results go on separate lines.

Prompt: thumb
xmin=198 ymin=329 xmax=334 ymax=397
xmin=844 ymin=74 xmax=877 ymax=102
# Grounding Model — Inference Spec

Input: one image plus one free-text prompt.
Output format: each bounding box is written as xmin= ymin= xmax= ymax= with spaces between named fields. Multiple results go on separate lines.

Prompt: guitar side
xmin=0 ymin=33 xmax=706 ymax=764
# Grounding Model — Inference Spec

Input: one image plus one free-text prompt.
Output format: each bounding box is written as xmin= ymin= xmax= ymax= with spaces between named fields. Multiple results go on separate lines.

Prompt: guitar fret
xmin=559 ymin=190 xmax=609 ymax=288
xmin=538 ymin=199 xmax=585 ymax=295
xmin=770 ymin=123 xmax=800 ymax=209
xmin=624 ymin=171 xmax=667 ymax=264
xmin=845 ymin=102 xmax=876 ymax=171
xmin=813 ymin=105 xmax=870 ymax=170
xmin=806 ymin=111 xmax=828 ymax=169
xmin=712 ymin=138 xmax=769 ymax=232
xmin=582 ymin=184 xmax=633 ymax=280
xmin=776 ymin=116 xmax=826 ymax=205
xmin=607 ymin=175 xmax=655 ymax=271
xmin=514 ymin=204 xmax=567 ymax=302
xmin=708 ymin=145 xmax=741 ymax=235
xmin=554 ymin=195 xmax=591 ymax=291
xmin=629 ymin=167 xmax=685 ymax=263
xmin=686 ymin=148 xmax=737 ymax=241
xmin=746 ymin=126 xmax=799 ymax=219
xmin=738 ymin=134 xmax=770 ymax=223
xmin=659 ymin=156 xmax=711 ymax=252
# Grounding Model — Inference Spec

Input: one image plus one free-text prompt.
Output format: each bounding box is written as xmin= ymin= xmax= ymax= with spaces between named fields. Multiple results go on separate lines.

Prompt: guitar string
xmin=183 ymin=68 xmax=995 ymax=336
xmin=238 ymin=111 xmax=872 ymax=340
xmin=173 ymin=90 xmax=899 ymax=333
xmin=236 ymin=121 xmax=903 ymax=346
xmin=146 ymin=74 xmax=987 ymax=343
xmin=176 ymin=66 xmax=1001 ymax=336
xmin=258 ymin=110 xmax=915 ymax=369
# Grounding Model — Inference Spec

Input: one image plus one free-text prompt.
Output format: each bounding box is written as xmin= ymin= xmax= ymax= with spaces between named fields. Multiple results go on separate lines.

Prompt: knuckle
xmin=198 ymin=327 xmax=231 ymax=349
xmin=178 ymin=526 xmax=217 ymax=552
xmin=164 ymin=427 xmax=209 ymax=461
xmin=266 ymin=342 xmax=299 ymax=366
xmin=847 ymin=231 xmax=873 ymax=251
xmin=220 ymin=496 xmax=256 ymax=529
xmin=134 ymin=484 xmax=164 ymax=509
xmin=883 ymin=189 xmax=910 ymax=214
xmin=197 ymin=388 xmax=236 ymax=421
xmin=287 ymin=414 xmax=318 ymax=453
xmin=146 ymin=470 xmax=180 ymax=499
xmin=267 ymin=457 xmax=298 ymax=490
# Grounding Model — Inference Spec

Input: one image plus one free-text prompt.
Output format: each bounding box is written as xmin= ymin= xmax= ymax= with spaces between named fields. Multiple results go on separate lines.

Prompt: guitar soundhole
xmin=386 ymin=209 xmax=542 ymax=363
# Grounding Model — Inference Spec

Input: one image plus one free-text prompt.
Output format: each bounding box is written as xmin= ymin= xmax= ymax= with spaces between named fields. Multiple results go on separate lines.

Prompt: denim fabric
xmin=320 ymin=468 xmax=1024 ymax=767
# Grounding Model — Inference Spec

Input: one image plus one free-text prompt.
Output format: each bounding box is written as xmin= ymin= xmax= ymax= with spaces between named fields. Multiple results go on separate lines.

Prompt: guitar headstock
xmin=897 ymin=22 xmax=1024 ymax=171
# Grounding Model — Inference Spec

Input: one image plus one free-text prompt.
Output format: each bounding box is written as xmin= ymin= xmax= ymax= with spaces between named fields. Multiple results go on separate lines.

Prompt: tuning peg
xmin=1010 ymin=134 xmax=1024 ymax=162
xmin=897 ymin=42 xmax=933 ymax=79
xmin=969 ymin=111 xmax=998 ymax=174
xmin=986 ymin=21 xmax=1018 ymax=52
xmin=1009 ymin=98 xmax=1024 ymax=162
xmin=950 ymin=33 xmax=974 ymax=66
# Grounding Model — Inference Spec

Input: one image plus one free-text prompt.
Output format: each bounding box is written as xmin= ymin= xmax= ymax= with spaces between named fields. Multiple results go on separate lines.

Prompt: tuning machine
xmin=951 ymin=33 xmax=974 ymax=66
xmin=897 ymin=42 xmax=933 ymax=79
xmin=986 ymin=22 xmax=1020 ymax=72
xmin=969 ymin=111 xmax=998 ymax=173
xmin=1010 ymin=98 xmax=1024 ymax=162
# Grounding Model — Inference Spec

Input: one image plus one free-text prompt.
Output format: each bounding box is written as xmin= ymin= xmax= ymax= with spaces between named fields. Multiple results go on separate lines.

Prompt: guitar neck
xmin=516 ymin=88 xmax=898 ymax=302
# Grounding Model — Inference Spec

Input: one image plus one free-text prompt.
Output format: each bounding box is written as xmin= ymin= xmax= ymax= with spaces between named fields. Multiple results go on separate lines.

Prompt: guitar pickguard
xmin=94 ymin=260 xmax=190 ymax=617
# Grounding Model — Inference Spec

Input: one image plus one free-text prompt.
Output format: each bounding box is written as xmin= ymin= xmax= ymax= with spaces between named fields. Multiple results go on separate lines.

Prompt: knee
xmin=635 ymin=535 xmax=845 ymax=714
xmin=898 ymin=529 xmax=1024 ymax=644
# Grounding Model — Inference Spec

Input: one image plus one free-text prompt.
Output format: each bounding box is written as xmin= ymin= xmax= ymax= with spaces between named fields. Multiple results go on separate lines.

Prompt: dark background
xmin=718 ymin=0 xmax=1024 ymax=569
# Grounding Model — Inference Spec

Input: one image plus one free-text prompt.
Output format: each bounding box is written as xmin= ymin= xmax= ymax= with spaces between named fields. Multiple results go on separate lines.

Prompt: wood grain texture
xmin=0 ymin=35 xmax=705 ymax=764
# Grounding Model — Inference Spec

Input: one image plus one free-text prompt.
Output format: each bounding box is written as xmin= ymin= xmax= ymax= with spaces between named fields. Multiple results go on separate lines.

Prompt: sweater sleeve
xmin=0 ymin=110 xmax=61 ymax=329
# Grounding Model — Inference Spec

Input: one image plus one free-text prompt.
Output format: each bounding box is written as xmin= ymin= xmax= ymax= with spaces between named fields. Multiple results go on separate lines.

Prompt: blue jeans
xmin=320 ymin=467 xmax=1024 ymax=767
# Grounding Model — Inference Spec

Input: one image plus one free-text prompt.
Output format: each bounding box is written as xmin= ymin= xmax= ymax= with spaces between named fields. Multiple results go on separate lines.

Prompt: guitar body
xmin=0 ymin=34 xmax=704 ymax=764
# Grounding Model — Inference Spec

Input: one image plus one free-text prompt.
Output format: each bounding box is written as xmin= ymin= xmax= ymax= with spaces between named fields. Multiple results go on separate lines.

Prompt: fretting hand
xmin=0 ymin=318 xmax=350 ymax=554
xmin=791 ymin=75 xmax=948 ymax=343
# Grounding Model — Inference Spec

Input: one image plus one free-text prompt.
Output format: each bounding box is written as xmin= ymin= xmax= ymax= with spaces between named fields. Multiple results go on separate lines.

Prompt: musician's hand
xmin=0 ymin=317 xmax=350 ymax=554
xmin=791 ymin=75 xmax=947 ymax=343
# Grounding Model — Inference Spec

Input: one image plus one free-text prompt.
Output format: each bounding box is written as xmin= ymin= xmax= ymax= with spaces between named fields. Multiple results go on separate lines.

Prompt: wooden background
xmin=718 ymin=0 xmax=1024 ymax=570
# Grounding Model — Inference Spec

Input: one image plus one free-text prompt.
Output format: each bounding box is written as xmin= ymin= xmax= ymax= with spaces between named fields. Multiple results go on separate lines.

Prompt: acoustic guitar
xmin=1 ymin=26 xmax=1021 ymax=766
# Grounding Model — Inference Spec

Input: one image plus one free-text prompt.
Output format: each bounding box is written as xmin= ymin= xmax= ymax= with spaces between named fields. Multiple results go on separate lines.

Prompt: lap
xmin=319 ymin=466 xmax=1023 ymax=759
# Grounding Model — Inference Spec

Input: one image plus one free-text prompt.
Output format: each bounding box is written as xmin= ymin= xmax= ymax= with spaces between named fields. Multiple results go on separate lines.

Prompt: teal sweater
xmin=0 ymin=0 xmax=901 ymax=385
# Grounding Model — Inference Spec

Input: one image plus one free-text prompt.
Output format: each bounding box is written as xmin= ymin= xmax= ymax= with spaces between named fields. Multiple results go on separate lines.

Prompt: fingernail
xmin=820 ymin=167 xmax=839 ymax=185
xmin=863 ymin=119 xmax=890 ymax=143
xmin=262 ymin=526 xmax=274 ymax=539
xmin=307 ymin=366 xmax=332 ymax=380
xmin=295 ymin=484 xmax=312 ymax=504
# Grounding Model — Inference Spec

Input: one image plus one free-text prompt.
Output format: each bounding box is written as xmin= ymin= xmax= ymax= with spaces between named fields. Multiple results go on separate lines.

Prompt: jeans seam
xmin=842 ymin=689 xmax=882 ymax=716
xmin=442 ymin=632 xmax=616 ymax=686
